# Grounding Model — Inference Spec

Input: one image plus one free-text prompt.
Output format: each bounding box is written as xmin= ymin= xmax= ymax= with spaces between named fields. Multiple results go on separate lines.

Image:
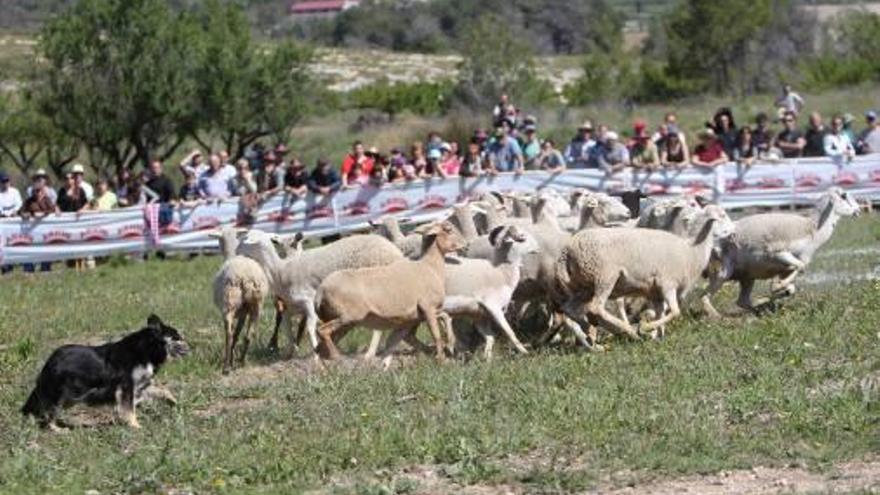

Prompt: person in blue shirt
xmin=486 ymin=127 xmax=524 ymax=173
xmin=307 ymin=158 xmax=342 ymax=195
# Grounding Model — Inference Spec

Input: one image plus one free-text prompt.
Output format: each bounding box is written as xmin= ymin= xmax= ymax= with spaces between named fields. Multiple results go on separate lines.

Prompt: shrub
xmin=348 ymin=80 xmax=454 ymax=120
xmin=801 ymin=56 xmax=878 ymax=91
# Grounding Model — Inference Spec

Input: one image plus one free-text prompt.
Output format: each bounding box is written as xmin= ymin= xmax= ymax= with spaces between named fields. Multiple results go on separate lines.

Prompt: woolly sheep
xmin=553 ymin=206 xmax=733 ymax=341
xmin=236 ymin=231 xmax=405 ymax=357
xmin=702 ymin=187 xmax=860 ymax=312
xmin=314 ymin=222 xmax=467 ymax=365
xmin=369 ymin=215 xmax=425 ymax=259
xmin=210 ymin=227 xmax=270 ymax=374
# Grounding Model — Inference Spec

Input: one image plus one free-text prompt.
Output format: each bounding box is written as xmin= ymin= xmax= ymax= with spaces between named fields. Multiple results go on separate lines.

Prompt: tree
xmin=0 ymin=92 xmax=78 ymax=179
xmin=36 ymin=0 xmax=201 ymax=174
xmin=454 ymin=15 xmax=554 ymax=108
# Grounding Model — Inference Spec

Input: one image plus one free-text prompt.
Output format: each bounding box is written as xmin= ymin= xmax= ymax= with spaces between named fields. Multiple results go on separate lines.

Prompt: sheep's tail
xmin=21 ymin=388 xmax=41 ymax=417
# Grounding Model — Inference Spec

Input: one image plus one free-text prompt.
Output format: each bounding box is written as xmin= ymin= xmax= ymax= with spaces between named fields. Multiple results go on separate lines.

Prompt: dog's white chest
xmin=132 ymin=364 xmax=154 ymax=385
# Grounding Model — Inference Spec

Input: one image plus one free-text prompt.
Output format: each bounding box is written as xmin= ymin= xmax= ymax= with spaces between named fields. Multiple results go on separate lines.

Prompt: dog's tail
xmin=20 ymin=388 xmax=41 ymax=417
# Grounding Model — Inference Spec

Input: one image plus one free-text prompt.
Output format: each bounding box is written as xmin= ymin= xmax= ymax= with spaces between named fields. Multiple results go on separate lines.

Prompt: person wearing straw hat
xmin=68 ymin=163 xmax=94 ymax=201
xmin=26 ymin=168 xmax=57 ymax=205
xmin=564 ymin=120 xmax=597 ymax=168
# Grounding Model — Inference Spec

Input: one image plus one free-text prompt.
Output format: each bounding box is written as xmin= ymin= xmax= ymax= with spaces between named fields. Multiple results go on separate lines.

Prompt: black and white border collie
xmin=21 ymin=314 xmax=190 ymax=430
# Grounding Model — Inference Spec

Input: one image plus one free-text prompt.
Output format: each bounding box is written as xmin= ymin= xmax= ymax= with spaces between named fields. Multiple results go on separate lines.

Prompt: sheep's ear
xmin=294 ymin=232 xmax=304 ymax=242
xmin=398 ymin=216 xmax=413 ymax=225
xmin=412 ymin=222 xmax=435 ymax=235
xmin=488 ymin=225 xmax=507 ymax=247
xmin=469 ymin=203 xmax=487 ymax=215
xmin=489 ymin=191 xmax=505 ymax=203
xmin=693 ymin=195 xmax=710 ymax=208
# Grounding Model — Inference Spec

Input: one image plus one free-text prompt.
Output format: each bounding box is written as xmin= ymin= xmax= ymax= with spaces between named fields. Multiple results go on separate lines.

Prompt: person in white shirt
xmin=824 ymin=115 xmax=856 ymax=166
xmin=69 ymin=163 xmax=94 ymax=200
xmin=0 ymin=172 xmax=23 ymax=217
xmin=26 ymin=169 xmax=57 ymax=204
xmin=775 ymin=84 xmax=805 ymax=116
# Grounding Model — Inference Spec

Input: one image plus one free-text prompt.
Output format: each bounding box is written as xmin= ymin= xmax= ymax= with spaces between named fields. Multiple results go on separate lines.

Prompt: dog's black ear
xmin=147 ymin=314 xmax=163 ymax=329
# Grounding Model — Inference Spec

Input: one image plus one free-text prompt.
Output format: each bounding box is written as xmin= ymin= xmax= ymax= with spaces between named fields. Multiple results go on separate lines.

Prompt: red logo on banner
xmin=194 ymin=216 xmax=220 ymax=230
xmin=81 ymin=228 xmax=109 ymax=242
xmin=8 ymin=233 xmax=33 ymax=246
xmin=455 ymin=192 xmax=481 ymax=203
xmin=685 ymin=180 xmax=709 ymax=191
xmin=345 ymin=201 xmax=370 ymax=216
xmin=381 ymin=197 xmax=409 ymax=213
xmin=645 ymin=182 xmax=669 ymax=195
xmin=118 ymin=225 xmax=144 ymax=239
xmin=161 ymin=222 xmax=182 ymax=235
xmin=725 ymin=179 xmax=746 ymax=191
xmin=834 ymin=171 xmax=858 ymax=186
xmin=418 ymin=194 xmax=448 ymax=210
xmin=307 ymin=206 xmax=333 ymax=219
xmin=267 ymin=211 xmax=295 ymax=223
xmin=796 ymin=174 xmax=822 ymax=188
xmin=759 ymin=177 xmax=786 ymax=189
xmin=871 ymin=169 xmax=880 ymax=183
xmin=43 ymin=230 xmax=72 ymax=244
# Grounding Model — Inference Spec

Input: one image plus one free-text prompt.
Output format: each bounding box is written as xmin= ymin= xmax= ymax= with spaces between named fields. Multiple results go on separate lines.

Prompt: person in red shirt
xmin=691 ymin=128 xmax=729 ymax=169
xmin=340 ymin=141 xmax=374 ymax=188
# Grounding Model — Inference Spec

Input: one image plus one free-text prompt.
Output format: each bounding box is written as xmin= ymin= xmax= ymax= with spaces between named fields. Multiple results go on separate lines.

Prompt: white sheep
xmin=314 ymin=222 xmax=467 ymax=365
xmin=209 ymin=227 xmax=270 ymax=374
xmin=236 ymin=231 xmax=405 ymax=357
xmin=439 ymin=225 xmax=537 ymax=359
xmin=554 ymin=206 xmax=733 ymax=341
xmin=369 ymin=215 xmax=425 ymax=259
xmin=702 ymin=187 xmax=861 ymax=312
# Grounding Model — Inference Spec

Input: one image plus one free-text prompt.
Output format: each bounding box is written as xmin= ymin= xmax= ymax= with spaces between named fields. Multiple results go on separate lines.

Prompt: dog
xmin=21 ymin=314 xmax=190 ymax=430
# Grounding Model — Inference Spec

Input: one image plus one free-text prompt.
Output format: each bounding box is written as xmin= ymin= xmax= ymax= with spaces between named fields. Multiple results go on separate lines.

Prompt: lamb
xmin=553 ymin=206 xmax=733 ymax=341
xmin=439 ymin=225 xmax=536 ymax=359
xmin=702 ymin=187 xmax=860 ymax=312
xmin=314 ymin=222 xmax=467 ymax=364
xmin=369 ymin=215 xmax=425 ymax=259
xmin=235 ymin=231 xmax=405 ymax=357
xmin=209 ymin=227 xmax=270 ymax=374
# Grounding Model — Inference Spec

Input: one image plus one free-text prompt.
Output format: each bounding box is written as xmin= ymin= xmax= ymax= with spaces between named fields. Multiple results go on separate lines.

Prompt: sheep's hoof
xmin=221 ymin=367 xmax=231 ymax=376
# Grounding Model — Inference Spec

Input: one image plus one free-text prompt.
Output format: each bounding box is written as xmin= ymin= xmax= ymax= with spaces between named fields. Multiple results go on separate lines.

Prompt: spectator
xmin=283 ymin=157 xmax=309 ymax=199
xmin=803 ymin=112 xmax=827 ymax=157
xmin=26 ymin=169 xmax=57 ymax=205
xmin=653 ymin=113 xmax=689 ymax=150
xmin=386 ymin=148 xmax=410 ymax=182
xmin=426 ymin=132 xmax=445 ymax=155
xmin=629 ymin=120 xmax=660 ymax=170
xmin=178 ymin=170 xmax=200 ymax=205
xmin=440 ymin=142 xmax=461 ymax=176
xmin=486 ymin=127 xmax=524 ymax=173
xmin=564 ymin=121 xmax=596 ymax=168
xmin=773 ymin=111 xmax=806 ymax=158
xmin=691 ymin=128 xmax=729 ymax=169
xmin=127 ymin=173 xmax=150 ymax=206
xmin=423 ymin=149 xmax=448 ymax=179
xmin=823 ymin=115 xmax=856 ymax=166
xmin=231 ymin=158 xmax=259 ymax=224
xmin=538 ymin=139 xmax=566 ymax=173
xmin=0 ymin=172 xmax=23 ymax=217
xmin=753 ymin=113 xmax=774 ymax=158
xmin=113 ymin=167 xmax=132 ymax=207
xmin=857 ymin=111 xmax=880 ymax=155
xmin=307 ymin=158 xmax=342 ymax=195
xmin=145 ymin=160 xmax=176 ymax=203
xmin=409 ymin=142 xmax=428 ymax=177
xmin=734 ymin=126 xmax=758 ymax=167
xmin=775 ymin=83 xmax=805 ymax=116
xmin=460 ymin=139 xmax=489 ymax=177
xmin=274 ymin=144 xmax=290 ymax=169
xmin=69 ymin=163 xmax=94 ymax=200
xmin=199 ymin=154 xmax=233 ymax=200
xmin=597 ymin=131 xmax=630 ymax=174
xmin=473 ymin=128 xmax=489 ymax=152
xmin=258 ymin=152 xmax=285 ymax=195
xmin=368 ymin=156 xmax=387 ymax=187
xmin=89 ymin=178 xmax=118 ymax=211
xmin=713 ymin=109 xmax=738 ymax=158
xmin=520 ymin=124 xmax=541 ymax=169
xmin=842 ymin=113 xmax=858 ymax=145
xmin=492 ymin=93 xmax=517 ymax=127
xmin=18 ymin=184 xmax=56 ymax=273
xmin=179 ymin=149 xmax=205 ymax=177
xmin=660 ymin=131 xmax=690 ymax=169
xmin=57 ymin=173 xmax=89 ymax=213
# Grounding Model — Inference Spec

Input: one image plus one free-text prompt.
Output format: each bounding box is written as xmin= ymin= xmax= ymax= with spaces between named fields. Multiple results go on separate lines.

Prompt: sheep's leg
xmin=269 ymin=298 xmax=285 ymax=351
xmin=480 ymin=302 xmax=528 ymax=355
xmin=303 ymin=304 xmax=321 ymax=358
xmin=316 ymin=319 xmax=344 ymax=360
xmin=640 ymin=288 xmax=681 ymax=334
xmin=587 ymin=282 xmax=640 ymax=341
xmin=700 ymin=273 xmax=726 ymax=319
xmin=735 ymin=278 xmax=757 ymax=312
xmin=363 ymin=331 xmax=383 ymax=359
xmin=437 ymin=313 xmax=457 ymax=356
xmin=222 ymin=311 xmax=237 ymax=374
xmin=616 ymin=298 xmax=630 ymax=325
xmin=239 ymin=304 xmax=260 ymax=366
xmin=475 ymin=321 xmax=496 ymax=360
xmin=558 ymin=301 xmax=604 ymax=351
xmin=418 ymin=305 xmax=447 ymax=362
xmin=379 ymin=326 xmax=416 ymax=369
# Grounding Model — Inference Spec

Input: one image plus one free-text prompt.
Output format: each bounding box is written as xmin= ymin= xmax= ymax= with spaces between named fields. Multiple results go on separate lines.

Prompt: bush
xmin=801 ymin=56 xmax=878 ymax=91
xmin=348 ymin=80 xmax=454 ymax=120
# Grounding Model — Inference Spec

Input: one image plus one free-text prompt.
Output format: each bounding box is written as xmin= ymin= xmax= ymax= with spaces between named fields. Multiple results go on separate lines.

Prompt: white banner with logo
xmin=2 ymin=155 xmax=879 ymax=264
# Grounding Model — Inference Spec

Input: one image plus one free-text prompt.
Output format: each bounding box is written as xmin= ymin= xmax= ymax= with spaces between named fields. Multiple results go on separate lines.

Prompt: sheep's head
xmin=823 ymin=187 xmax=861 ymax=218
xmin=208 ymin=226 xmax=248 ymax=257
xmin=236 ymin=229 xmax=279 ymax=261
xmin=489 ymin=225 xmax=540 ymax=256
xmin=423 ymin=221 xmax=466 ymax=254
xmin=701 ymin=205 xmax=735 ymax=240
xmin=596 ymin=194 xmax=632 ymax=223
xmin=274 ymin=232 xmax=305 ymax=257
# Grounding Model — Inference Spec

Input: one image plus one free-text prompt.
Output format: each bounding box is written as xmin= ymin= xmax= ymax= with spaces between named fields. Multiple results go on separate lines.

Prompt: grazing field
xmin=1 ymin=213 xmax=879 ymax=493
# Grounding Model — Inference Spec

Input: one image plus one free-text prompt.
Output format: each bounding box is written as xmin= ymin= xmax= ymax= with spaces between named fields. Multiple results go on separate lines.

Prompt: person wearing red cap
xmin=629 ymin=120 xmax=660 ymax=170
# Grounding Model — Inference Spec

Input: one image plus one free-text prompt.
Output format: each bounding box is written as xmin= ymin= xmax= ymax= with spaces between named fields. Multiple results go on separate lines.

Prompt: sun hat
xmin=579 ymin=120 xmax=594 ymax=131
xmin=70 ymin=163 xmax=85 ymax=174
xmin=524 ymin=124 xmax=537 ymax=133
xmin=605 ymin=131 xmax=619 ymax=141
xmin=32 ymin=168 xmax=48 ymax=178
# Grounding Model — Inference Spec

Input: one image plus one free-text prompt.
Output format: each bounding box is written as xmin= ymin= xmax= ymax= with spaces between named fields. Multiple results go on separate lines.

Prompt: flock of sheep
xmin=209 ymin=186 xmax=862 ymax=373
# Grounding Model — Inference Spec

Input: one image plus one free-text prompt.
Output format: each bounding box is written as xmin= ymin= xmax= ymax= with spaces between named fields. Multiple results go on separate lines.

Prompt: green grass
xmin=1 ymin=215 xmax=880 ymax=493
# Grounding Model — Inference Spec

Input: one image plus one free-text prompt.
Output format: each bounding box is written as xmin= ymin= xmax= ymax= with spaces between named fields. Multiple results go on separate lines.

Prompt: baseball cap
xmin=70 ymin=163 xmax=85 ymax=174
xmin=633 ymin=120 xmax=647 ymax=131
xmin=605 ymin=131 xmax=619 ymax=141
xmin=32 ymin=168 xmax=48 ymax=178
xmin=524 ymin=124 xmax=537 ymax=133
xmin=579 ymin=120 xmax=594 ymax=130
xmin=867 ymin=111 xmax=878 ymax=121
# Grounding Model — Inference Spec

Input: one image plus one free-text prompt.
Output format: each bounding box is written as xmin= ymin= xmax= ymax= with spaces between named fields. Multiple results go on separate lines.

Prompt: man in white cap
xmin=69 ymin=163 xmax=94 ymax=200
xmin=597 ymin=131 xmax=630 ymax=175
xmin=26 ymin=168 xmax=57 ymax=204
xmin=857 ymin=111 xmax=880 ymax=155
